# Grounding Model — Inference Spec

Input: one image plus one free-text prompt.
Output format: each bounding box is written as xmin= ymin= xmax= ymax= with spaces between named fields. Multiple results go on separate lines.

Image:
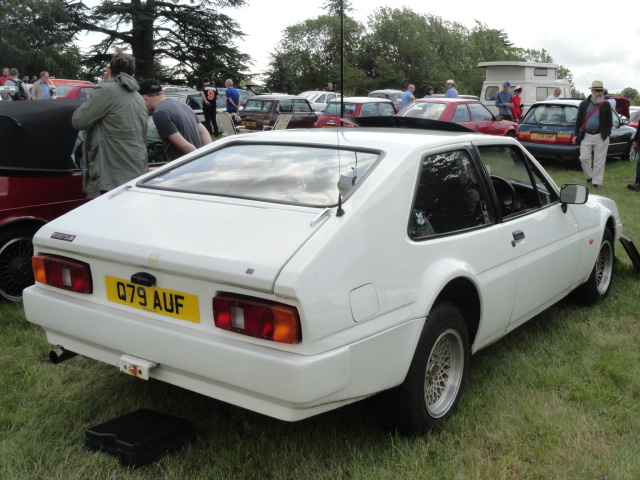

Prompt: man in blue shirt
xmin=495 ymin=81 xmax=514 ymax=120
xmin=401 ymin=84 xmax=415 ymax=108
xmin=444 ymin=80 xmax=458 ymax=98
xmin=225 ymin=79 xmax=240 ymax=113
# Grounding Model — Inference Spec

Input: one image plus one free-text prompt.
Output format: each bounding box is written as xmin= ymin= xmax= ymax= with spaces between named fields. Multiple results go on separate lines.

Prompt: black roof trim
xmin=345 ymin=116 xmax=475 ymax=133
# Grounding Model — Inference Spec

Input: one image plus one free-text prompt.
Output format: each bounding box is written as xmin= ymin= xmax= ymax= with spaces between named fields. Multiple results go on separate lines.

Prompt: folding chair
xmin=264 ymin=114 xmax=292 ymax=131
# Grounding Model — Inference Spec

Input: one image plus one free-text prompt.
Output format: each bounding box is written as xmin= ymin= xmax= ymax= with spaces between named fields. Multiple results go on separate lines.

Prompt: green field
xmin=1 ymin=157 xmax=639 ymax=480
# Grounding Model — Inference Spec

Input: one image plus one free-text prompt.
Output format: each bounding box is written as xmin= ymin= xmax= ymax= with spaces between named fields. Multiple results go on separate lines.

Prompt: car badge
xmin=51 ymin=232 xmax=76 ymax=242
xmin=246 ymin=268 xmax=255 ymax=275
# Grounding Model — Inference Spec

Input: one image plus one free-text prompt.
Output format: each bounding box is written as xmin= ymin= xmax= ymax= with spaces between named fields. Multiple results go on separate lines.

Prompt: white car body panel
xmin=24 ymin=128 xmax=621 ymax=421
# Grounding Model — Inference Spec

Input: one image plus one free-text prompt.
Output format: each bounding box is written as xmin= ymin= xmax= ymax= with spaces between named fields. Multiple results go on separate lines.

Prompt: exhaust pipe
xmin=50 ymin=348 xmax=78 ymax=364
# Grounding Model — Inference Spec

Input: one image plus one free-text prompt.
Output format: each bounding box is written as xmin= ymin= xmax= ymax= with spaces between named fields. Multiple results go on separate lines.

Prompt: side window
xmin=485 ymin=86 xmax=498 ymax=101
xmin=410 ymin=149 xmax=491 ymax=239
xmin=476 ymin=145 xmax=559 ymax=218
xmin=379 ymin=103 xmax=395 ymax=116
xmin=279 ymin=100 xmax=293 ymax=112
xmin=452 ymin=104 xmax=471 ymax=122
xmin=360 ymin=103 xmax=378 ymax=117
xmin=293 ymin=100 xmax=312 ymax=112
xmin=317 ymin=94 xmax=326 ymax=103
xmin=612 ymin=111 xmax=620 ymax=128
xmin=470 ymin=103 xmax=493 ymax=121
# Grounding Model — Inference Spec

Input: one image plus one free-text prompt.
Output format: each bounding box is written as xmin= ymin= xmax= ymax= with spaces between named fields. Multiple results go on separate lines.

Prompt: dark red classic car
xmin=238 ymin=95 xmax=318 ymax=131
xmin=397 ymin=98 xmax=519 ymax=136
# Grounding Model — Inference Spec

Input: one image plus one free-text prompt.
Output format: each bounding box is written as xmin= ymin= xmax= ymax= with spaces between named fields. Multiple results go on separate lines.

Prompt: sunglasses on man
xmin=592 ymin=89 xmax=603 ymax=92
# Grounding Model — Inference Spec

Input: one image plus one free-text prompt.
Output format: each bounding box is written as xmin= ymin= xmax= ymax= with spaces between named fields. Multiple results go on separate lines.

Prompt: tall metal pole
xmin=339 ymin=0 xmax=344 ymax=127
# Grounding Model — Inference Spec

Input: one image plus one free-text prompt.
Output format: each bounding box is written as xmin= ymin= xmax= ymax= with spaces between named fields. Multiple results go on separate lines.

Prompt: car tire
xmin=573 ymin=228 xmax=614 ymax=305
xmin=384 ymin=301 xmax=469 ymax=434
xmin=0 ymin=224 xmax=39 ymax=302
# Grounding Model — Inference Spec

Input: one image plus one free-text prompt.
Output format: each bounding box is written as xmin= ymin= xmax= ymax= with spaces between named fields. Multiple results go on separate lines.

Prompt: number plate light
xmin=32 ymin=254 xmax=92 ymax=293
xmin=213 ymin=294 xmax=301 ymax=344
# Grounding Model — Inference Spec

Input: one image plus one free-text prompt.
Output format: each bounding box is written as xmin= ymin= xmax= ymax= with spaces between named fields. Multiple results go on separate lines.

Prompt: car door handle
xmin=511 ymin=230 xmax=525 ymax=247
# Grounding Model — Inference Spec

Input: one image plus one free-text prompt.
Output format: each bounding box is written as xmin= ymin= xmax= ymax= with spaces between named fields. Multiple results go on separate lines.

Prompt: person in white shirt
xmin=546 ymin=87 xmax=563 ymax=101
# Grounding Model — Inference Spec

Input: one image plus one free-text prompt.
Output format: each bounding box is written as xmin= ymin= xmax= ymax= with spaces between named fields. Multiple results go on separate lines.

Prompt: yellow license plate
xmin=105 ymin=276 xmax=200 ymax=323
xmin=242 ymin=121 xmax=256 ymax=127
xmin=531 ymin=132 xmax=557 ymax=140
xmin=322 ymin=125 xmax=336 ymax=128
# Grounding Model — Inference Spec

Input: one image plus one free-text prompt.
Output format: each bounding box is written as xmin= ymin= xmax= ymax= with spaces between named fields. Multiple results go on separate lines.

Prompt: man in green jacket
xmin=72 ymin=52 xmax=148 ymax=194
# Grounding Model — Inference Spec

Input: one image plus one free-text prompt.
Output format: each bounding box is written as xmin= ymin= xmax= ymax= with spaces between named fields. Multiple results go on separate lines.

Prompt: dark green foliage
xmin=0 ymin=0 xmax=82 ymax=79
xmin=72 ymin=0 xmax=251 ymax=84
xmin=264 ymin=7 xmax=576 ymax=97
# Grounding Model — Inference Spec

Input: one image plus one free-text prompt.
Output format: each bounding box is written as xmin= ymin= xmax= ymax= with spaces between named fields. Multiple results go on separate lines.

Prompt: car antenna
xmin=336 ymin=194 xmax=345 ymax=217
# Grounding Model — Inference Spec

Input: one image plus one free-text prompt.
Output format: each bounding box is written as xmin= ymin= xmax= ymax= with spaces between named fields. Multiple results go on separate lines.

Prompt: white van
xmin=478 ymin=61 xmax=571 ymax=116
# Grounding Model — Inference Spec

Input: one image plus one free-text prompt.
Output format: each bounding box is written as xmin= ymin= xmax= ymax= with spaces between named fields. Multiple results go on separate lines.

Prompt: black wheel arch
xmin=434 ymin=277 xmax=480 ymax=348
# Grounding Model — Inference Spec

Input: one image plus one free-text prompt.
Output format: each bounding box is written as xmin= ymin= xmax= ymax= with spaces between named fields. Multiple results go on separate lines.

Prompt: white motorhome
xmin=479 ymin=61 xmax=571 ymax=116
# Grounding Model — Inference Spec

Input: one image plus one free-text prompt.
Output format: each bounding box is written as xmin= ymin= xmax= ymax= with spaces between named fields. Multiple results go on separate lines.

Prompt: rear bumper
xmin=23 ymin=286 xmax=422 ymax=421
xmin=520 ymin=141 xmax=580 ymax=161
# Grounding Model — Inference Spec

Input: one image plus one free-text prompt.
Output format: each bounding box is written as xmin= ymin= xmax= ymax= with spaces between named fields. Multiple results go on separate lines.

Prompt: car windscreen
xmin=139 ymin=143 xmax=381 ymax=207
xmin=324 ymin=103 xmax=356 ymax=115
xmin=398 ymin=102 xmax=447 ymax=120
xmin=522 ymin=104 xmax=577 ymax=126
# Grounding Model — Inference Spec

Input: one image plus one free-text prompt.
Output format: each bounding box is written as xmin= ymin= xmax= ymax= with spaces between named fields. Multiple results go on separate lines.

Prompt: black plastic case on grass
xmin=85 ymin=409 xmax=195 ymax=467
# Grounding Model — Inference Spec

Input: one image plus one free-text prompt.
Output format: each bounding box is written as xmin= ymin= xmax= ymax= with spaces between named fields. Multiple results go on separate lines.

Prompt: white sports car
xmin=24 ymin=119 xmax=621 ymax=433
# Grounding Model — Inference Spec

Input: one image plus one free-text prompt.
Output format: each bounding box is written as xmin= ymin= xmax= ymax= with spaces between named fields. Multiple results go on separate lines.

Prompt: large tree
xmin=70 ymin=0 xmax=251 ymax=83
xmin=0 ymin=0 xmax=81 ymax=78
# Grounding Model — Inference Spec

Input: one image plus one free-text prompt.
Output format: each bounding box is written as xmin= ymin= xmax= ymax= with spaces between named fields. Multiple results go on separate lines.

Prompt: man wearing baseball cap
xmin=139 ymin=79 xmax=211 ymax=162
xmin=495 ymin=81 xmax=514 ymax=121
xmin=444 ymin=79 xmax=458 ymax=98
xmin=572 ymin=80 xmax=612 ymax=188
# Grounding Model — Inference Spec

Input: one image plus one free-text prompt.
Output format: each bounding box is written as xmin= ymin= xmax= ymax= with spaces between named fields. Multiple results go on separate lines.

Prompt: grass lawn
xmin=1 ymin=156 xmax=639 ymax=480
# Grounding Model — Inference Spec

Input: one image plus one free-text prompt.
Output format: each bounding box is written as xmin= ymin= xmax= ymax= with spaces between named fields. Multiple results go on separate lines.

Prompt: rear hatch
xmin=516 ymin=103 xmax=577 ymax=145
xmin=34 ymin=189 xmax=324 ymax=293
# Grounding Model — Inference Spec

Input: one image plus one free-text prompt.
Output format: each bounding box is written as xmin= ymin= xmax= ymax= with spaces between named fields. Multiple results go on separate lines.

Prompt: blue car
xmin=516 ymin=99 xmax=635 ymax=161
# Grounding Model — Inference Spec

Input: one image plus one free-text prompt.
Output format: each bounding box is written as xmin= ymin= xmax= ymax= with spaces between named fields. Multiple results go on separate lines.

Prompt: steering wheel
xmin=490 ymin=175 xmax=517 ymax=215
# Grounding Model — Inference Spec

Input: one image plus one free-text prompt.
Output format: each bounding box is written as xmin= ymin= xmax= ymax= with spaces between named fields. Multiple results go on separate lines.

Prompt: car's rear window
xmin=324 ymin=103 xmax=357 ymax=115
xmin=398 ymin=102 xmax=447 ymax=120
xmin=522 ymin=105 xmax=577 ymax=126
xmin=140 ymin=144 xmax=381 ymax=207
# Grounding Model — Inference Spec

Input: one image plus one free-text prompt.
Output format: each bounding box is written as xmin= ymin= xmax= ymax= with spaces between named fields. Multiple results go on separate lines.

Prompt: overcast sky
xmin=221 ymin=0 xmax=640 ymax=95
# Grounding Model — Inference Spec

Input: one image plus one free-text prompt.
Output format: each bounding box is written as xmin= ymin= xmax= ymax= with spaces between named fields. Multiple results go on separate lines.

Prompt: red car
xmin=397 ymin=98 xmax=519 ymax=136
xmin=315 ymin=97 xmax=397 ymax=128
xmin=54 ymin=84 xmax=98 ymax=99
xmin=238 ymin=95 xmax=318 ymax=131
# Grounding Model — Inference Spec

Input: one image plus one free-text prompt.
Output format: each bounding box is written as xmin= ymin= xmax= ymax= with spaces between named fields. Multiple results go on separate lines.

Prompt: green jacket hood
xmin=115 ymin=72 xmax=140 ymax=92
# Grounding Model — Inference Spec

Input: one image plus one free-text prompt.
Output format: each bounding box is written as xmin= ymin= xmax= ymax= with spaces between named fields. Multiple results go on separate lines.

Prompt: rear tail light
xmin=32 ymin=254 xmax=93 ymax=294
xmin=213 ymin=293 xmax=301 ymax=344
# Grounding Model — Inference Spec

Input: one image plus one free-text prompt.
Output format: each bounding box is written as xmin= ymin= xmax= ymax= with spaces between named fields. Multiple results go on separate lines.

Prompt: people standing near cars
xmin=31 ymin=71 xmax=52 ymax=100
xmin=199 ymin=77 xmax=219 ymax=137
xmin=511 ymin=86 xmax=523 ymax=122
xmin=401 ymin=84 xmax=416 ymax=108
xmin=627 ymin=127 xmax=640 ymax=191
xmin=444 ymin=80 xmax=458 ymax=98
xmin=572 ymin=80 xmax=613 ymax=188
xmin=139 ymin=79 xmax=211 ymax=162
xmin=225 ymin=79 xmax=240 ymax=113
xmin=325 ymin=82 xmax=335 ymax=92
xmin=495 ymin=81 xmax=514 ymax=121
xmin=72 ymin=52 xmax=149 ymax=194
xmin=423 ymin=86 xmax=435 ymax=98
xmin=2 ymin=69 xmax=30 ymax=101
xmin=546 ymin=87 xmax=563 ymax=101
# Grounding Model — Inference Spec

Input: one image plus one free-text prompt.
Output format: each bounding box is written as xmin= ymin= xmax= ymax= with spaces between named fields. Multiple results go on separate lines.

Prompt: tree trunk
xmin=130 ymin=0 xmax=156 ymax=79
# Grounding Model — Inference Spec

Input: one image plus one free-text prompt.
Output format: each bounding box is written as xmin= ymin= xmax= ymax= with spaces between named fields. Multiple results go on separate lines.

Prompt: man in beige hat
xmin=572 ymin=80 xmax=612 ymax=188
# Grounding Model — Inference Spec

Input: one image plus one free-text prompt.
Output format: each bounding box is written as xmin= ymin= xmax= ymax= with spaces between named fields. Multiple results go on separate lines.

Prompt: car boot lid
xmin=33 ymin=189 xmax=327 ymax=292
